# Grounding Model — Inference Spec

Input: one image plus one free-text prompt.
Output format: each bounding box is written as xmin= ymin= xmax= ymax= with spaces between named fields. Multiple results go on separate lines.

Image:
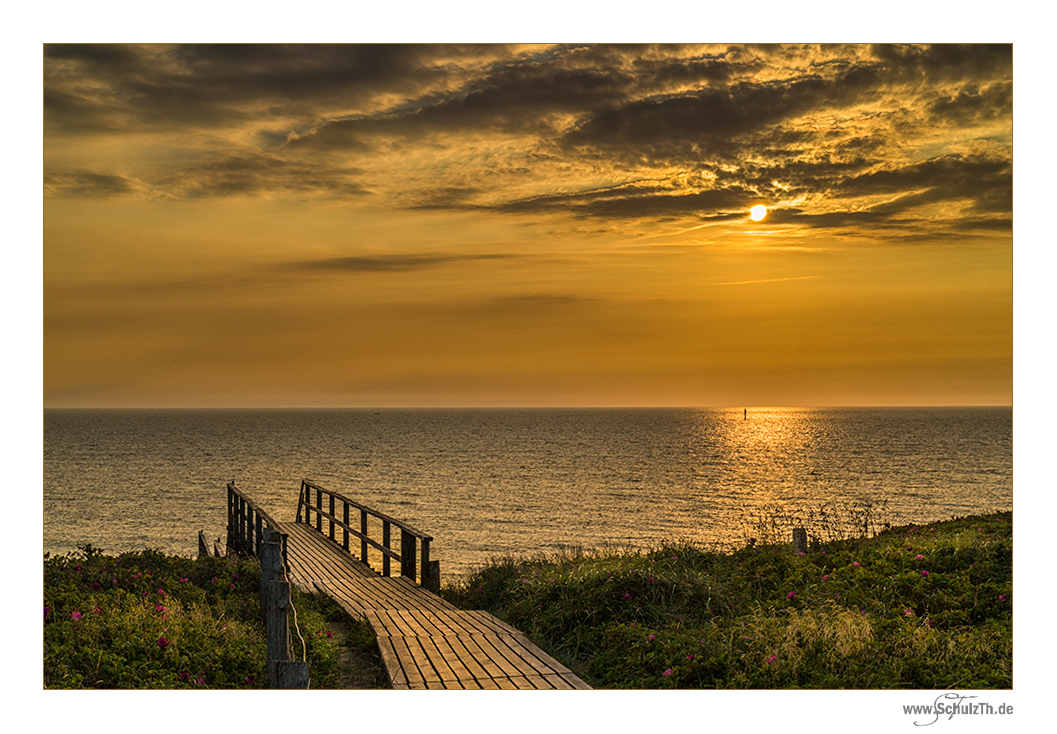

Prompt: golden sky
xmin=43 ymin=43 xmax=1013 ymax=408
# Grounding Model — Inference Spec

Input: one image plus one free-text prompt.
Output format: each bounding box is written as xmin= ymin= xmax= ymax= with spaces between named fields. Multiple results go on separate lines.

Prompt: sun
xmin=750 ymin=204 xmax=767 ymax=221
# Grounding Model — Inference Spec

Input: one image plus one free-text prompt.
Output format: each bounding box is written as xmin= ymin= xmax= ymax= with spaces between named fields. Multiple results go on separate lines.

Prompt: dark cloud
xmin=559 ymin=75 xmax=843 ymax=161
xmin=498 ymin=182 xmax=756 ymax=221
xmin=869 ymin=44 xmax=1013 ymax=84
xmin=928 ymin=81 xmax=1013 ymax=126
xmin=834 ymin=153 xmax=1012 ymax=221
xmin=160 ymin=153 xmax=370 ymax=199
xmin=44 ymin=171 xmax=141 ymax=197
xmin=44 ymin=43 xmax=521 ymax=134
xmin=286 ymin=44 xmax=735 ymax=150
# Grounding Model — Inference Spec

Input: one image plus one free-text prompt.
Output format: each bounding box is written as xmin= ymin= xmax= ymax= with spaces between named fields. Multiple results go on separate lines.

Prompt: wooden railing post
xmin=240 ymin=495 xmax=248 ymax=555
xmin=401 ymin=530 xmax=416 ymax=580
xmin=255 ymin=512 xmax=264 ymax=557
xmin=236 ymin=495 xmax=245 ymax=555
xmin=315 ymin=487 xmax=323 ymax=533
xmin=383 ymin=521 xmax=391 ymax=577
xmin=261 ymin=528 xmax=308 ymax=689
xmin=226 ymin=484 xmax=235 ymax=554
xmin=342 ymin=502 xmax=350 ymax=552
xmin=421 ymin=538 xmax=431 ymax=589
xmin=328 ymin=493 xmax=336 ymax=541
xmin=360 ymin=509 xmax=368 ymax=563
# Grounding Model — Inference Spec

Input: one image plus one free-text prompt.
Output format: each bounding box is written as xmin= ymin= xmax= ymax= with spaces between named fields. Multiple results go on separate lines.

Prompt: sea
xmin=43 ymin=407 xmax=1013 ymax=580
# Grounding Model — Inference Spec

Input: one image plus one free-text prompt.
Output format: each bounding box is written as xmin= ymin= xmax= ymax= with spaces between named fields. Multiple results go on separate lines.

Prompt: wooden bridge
xmin=227 ymin=480 xmax=591 ymax=690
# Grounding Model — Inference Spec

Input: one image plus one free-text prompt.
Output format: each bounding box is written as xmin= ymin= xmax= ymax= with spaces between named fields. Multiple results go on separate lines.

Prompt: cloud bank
xmin=45 ymin=43 xmax=1012 ymax=241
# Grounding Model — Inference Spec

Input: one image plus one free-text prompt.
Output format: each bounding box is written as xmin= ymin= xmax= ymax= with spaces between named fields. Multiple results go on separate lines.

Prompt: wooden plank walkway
xmin=276 ymin=521 xmax=591 ymax=690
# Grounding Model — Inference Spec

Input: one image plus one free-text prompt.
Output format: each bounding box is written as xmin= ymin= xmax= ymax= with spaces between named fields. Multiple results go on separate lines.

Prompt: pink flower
xmin=904 ymin=608 xmax=914 ymax=617
xmin=921 ymin=570 xmax=929 ymax=577
xmin=210 ymin=577 xmax=218 ymax=584
xmin=786 ymin=591 xmax=796 ymax=599
xmin=92 ymin=606 xmax=102 ymax=613
xmin=155 ymin=604 xmax=167 ymax=612
xmin=648 ymin=577 xmax=655 ymax=585
xmin=999 ymin=594 xmax=1008 ymax=602
xmin=158 ymin=589 xmax=166 ymax=597
xmin=915 ymin=554 xmax=924 ymax=560
xmin=852 ymin=561 xmax=860 ymax=568
xmin=822 ymin=574 xmax=829 ymax=582
xmin=71 ymin=610 xmax=82 ymax=621
xmin=662 ymin=668 xmax=674 ymax=677
xmin=686 ymin=654 xmax=695 ymax=661
xmin=925 ymin=619 xmax=935 ymax=628
xmin=179 ymin=672 xmax=189 ymax=682
xmin=766 ymin=655 xmax=777 ymax=665
xmin=648 ymin=634 xmax=656 ymax=641
xmin=157 ymin=636 xmax=170 ymax=649
xmin=797 ymin=552 xmax=804 ymax=557
xmin=623 ymin=592 xmax=632 ymax=600
xmin=179 ymin=577 xmax=189 ymax=583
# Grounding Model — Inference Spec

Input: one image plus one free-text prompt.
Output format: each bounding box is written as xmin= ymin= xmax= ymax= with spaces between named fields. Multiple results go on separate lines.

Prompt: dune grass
xmin=441 ymin=510 xmax=1012 ymax=689
xmin=42 ymin=545 xmax=375 ymax=689
xmin=45 ymin=509 xmax=1011 ymax=690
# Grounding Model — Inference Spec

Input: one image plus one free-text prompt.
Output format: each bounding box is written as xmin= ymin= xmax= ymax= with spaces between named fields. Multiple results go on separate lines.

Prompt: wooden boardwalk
xmin=276 ymin=520 xmax=591 ymax=689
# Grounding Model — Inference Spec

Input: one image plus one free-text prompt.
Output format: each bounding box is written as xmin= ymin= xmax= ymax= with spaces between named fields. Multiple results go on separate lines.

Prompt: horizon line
xmin=43 ymin=403 xmax=1015 ymax=411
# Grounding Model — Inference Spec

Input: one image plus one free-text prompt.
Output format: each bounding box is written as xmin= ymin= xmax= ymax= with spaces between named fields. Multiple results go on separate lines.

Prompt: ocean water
xmin=43 ymin=407 xmax=1012 ymax=579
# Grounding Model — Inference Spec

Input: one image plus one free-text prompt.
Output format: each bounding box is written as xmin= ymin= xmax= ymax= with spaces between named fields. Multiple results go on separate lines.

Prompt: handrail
xmin=227 ymin=481 xmax=288 ymax=570
xmin=296 ymin=479 xmax=436 ymax=589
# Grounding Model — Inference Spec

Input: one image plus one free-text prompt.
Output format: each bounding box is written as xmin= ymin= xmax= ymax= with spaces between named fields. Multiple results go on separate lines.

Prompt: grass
xmin=441 ymin=510 xmax=1012 ymax=689
xmin=45 ymin=508 xmax=1011 ymax=690
xmin=43 ymin=545 xmax=387 ymax=689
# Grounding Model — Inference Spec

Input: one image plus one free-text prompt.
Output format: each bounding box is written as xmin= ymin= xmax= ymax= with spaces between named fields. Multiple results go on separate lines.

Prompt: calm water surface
xmin=43 ymin=408 xmax=1012 ymax=579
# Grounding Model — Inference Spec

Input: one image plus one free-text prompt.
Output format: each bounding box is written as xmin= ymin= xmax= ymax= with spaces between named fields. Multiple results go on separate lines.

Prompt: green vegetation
xmin=43 ymin=546 xmax=374 ymax=689
xmin=442 ymin=511 xmax=1012 ymax=689
xmin=45 ymin=509 xmax=1012 ymax=690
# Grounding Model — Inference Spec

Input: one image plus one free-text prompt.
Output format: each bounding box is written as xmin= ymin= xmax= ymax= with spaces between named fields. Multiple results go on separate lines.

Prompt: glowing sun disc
xmin=750 ymin=205 xmax=767 ymax=221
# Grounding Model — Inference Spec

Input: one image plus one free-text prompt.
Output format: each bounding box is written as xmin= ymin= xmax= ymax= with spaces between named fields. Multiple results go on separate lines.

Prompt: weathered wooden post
xmin=792 ymin=527 xmax=808 ymax=555
xmin=328 ymin=493 xmax=336 ymax=541
xmin=198 ymin=530 xmax=211 ymax=559
xmin=425 ymin=560 xmax=441 ymax=593
xmin=382 ymin=521 xmax=391 ymax=576
xmin=360 ymin=509 xmax=369 ymax=564
xmin=261 ymin=528 xmax=308 ymax=689
xmin=401 ymin=529 xmax=416 ymax=580
xmin=226 ymin=484 xmax=236 ymax=555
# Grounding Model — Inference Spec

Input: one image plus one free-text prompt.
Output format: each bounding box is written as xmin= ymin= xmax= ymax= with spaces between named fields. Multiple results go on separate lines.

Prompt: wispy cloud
xmin=289 ymin=252 xmax=520 ymax=273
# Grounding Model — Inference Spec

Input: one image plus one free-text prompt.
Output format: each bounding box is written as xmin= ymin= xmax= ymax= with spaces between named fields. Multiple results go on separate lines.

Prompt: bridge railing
xmin=227 ymin=481 xmax=289 ymax=569
xmin=296 ymin=478 xmax=437 ymax=589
